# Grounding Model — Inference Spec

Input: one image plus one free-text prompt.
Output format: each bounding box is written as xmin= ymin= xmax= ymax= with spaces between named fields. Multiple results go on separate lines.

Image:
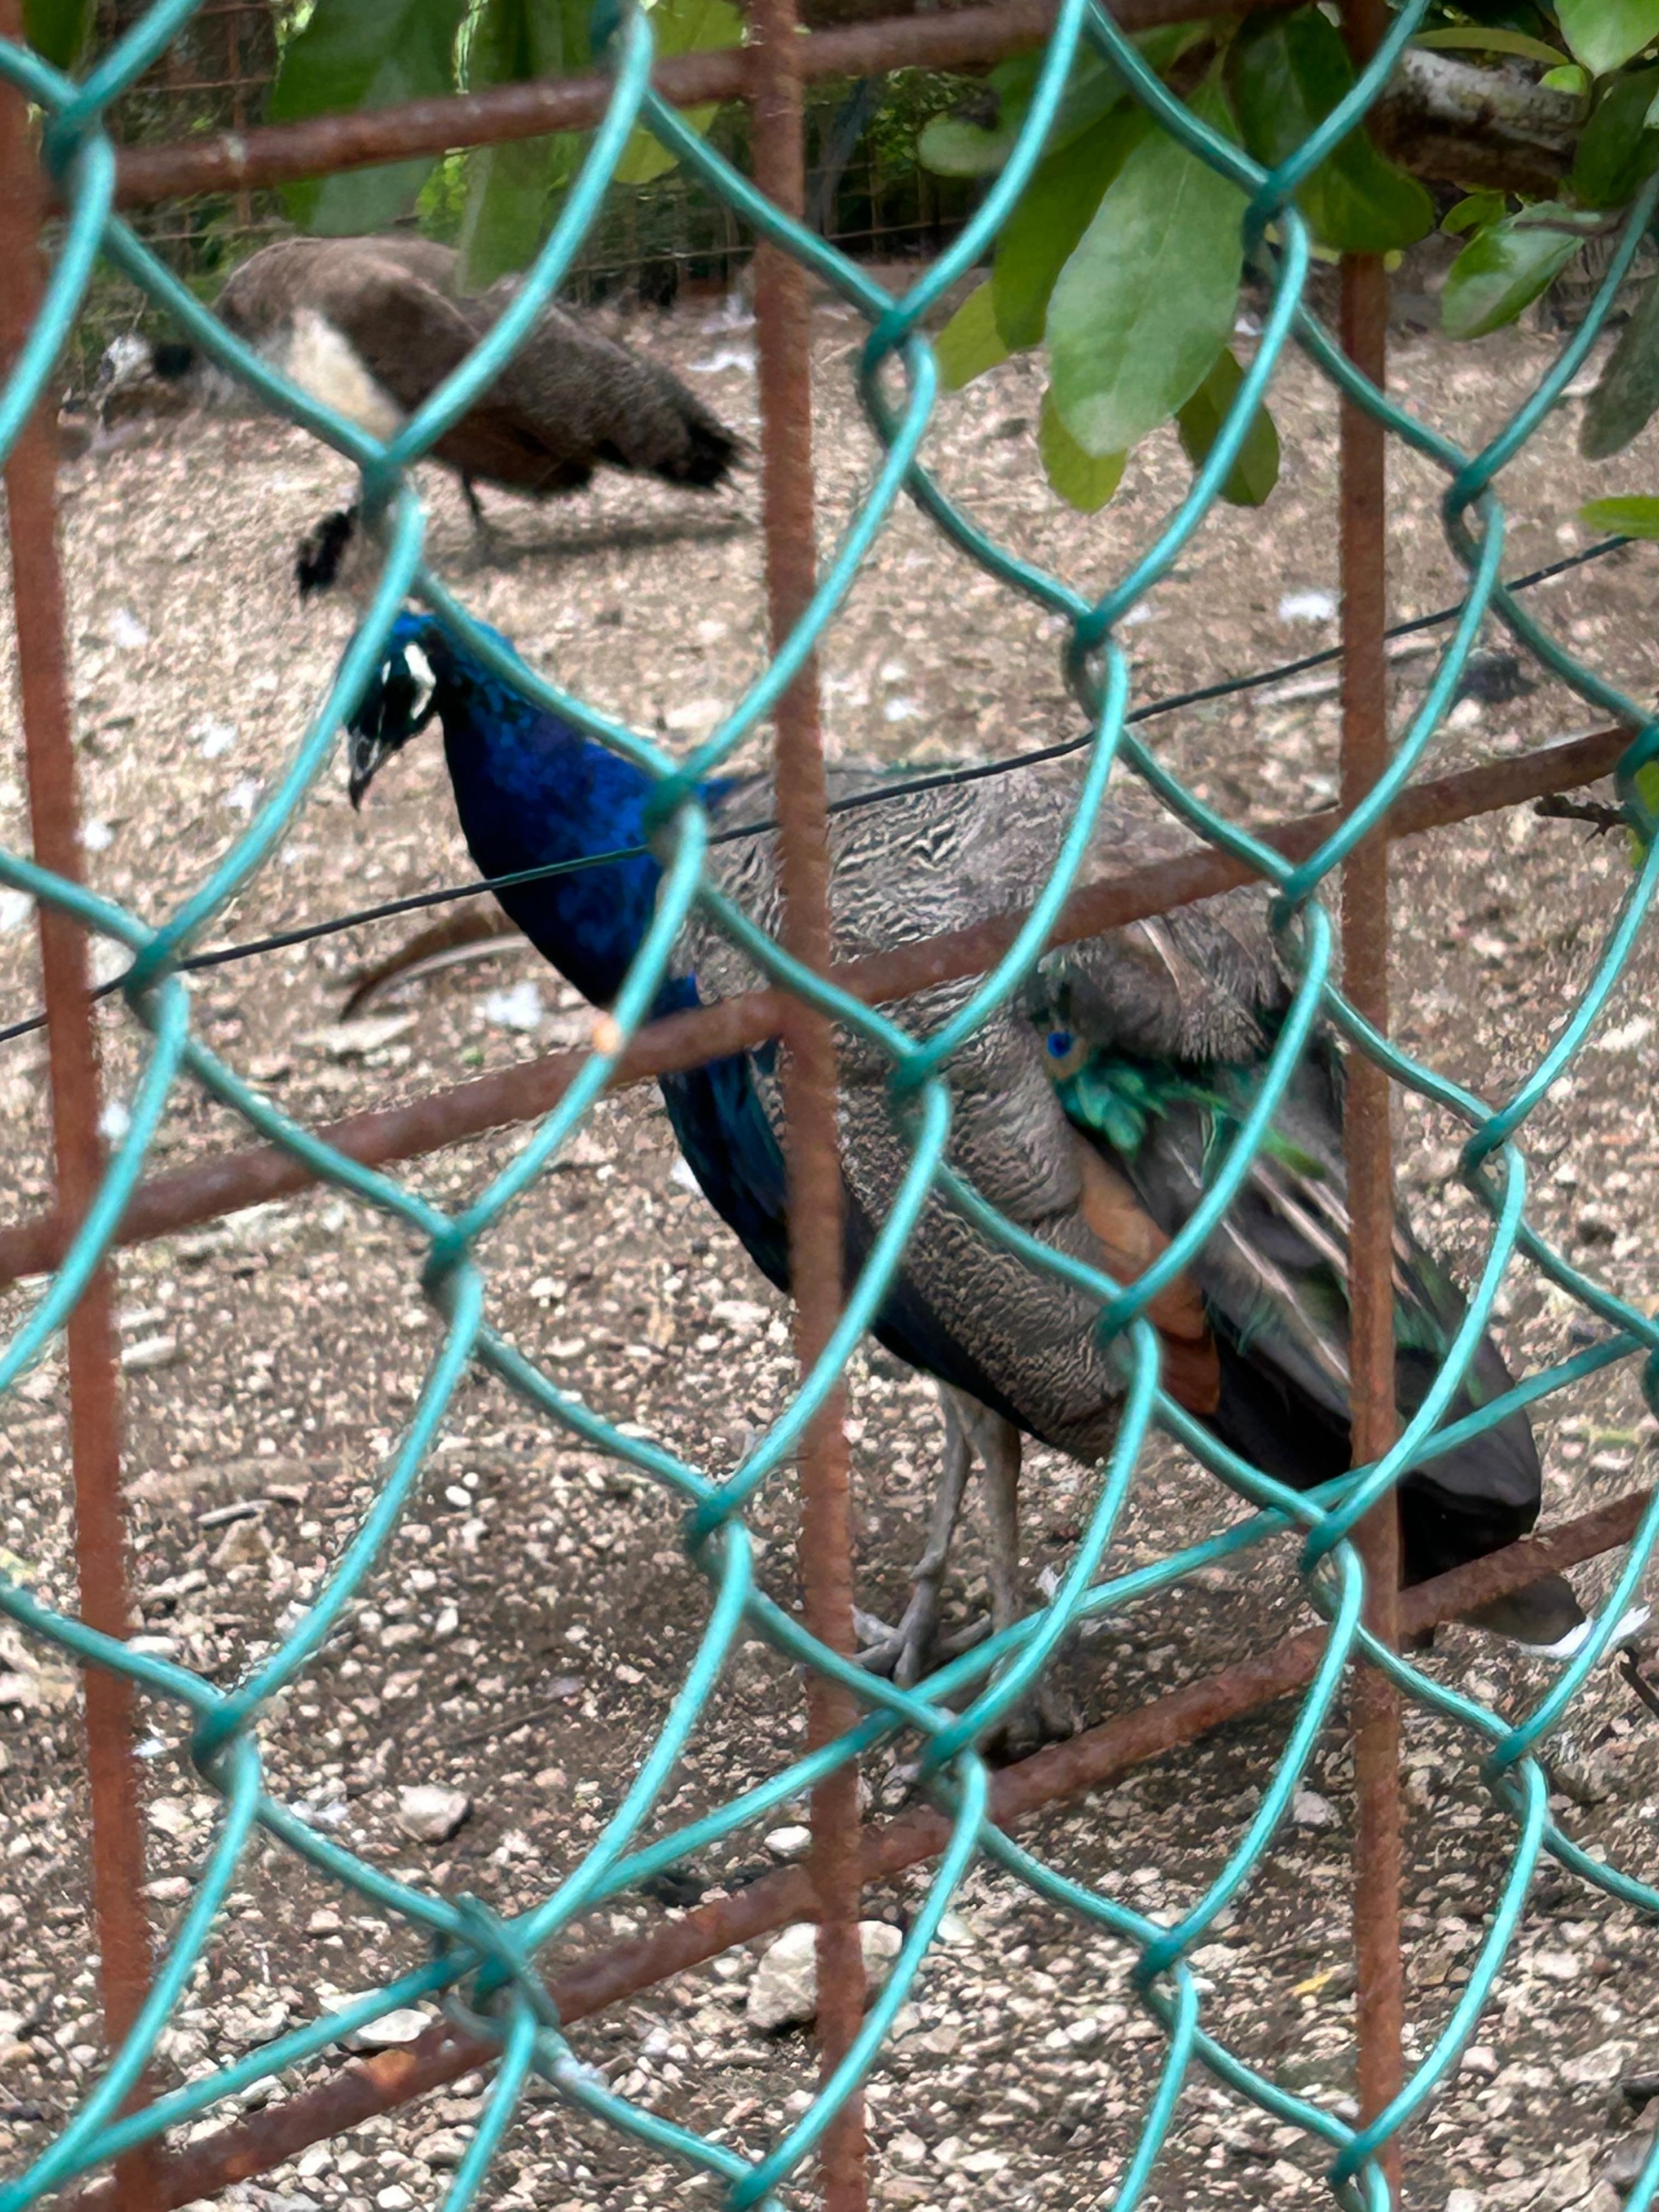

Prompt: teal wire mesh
xmin=3 ymin=4 xmax=1659 ymax=2208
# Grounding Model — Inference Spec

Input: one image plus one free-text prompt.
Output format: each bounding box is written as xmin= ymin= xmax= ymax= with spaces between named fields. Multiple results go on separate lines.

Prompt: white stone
xmin=355 ymin=2007 xmax=428 ymax=2048
xmin=1292 ymin=1787 xmax=1338 ymax=1829
xmin=764 ymin=1825 xmax=811 ymax=1859
xmin=482 ymin=980 xmax=544 ymax=1033
xmin=147 ymin=1798 xmax=196 ymax=1838
xmin=745 ymin=1920 xmax=902 ymax=2032
xmin=396 ymin=1784 xmax=471 ymax=1843
xmin=1279 ymin=589 xmax=1336 ymax=624
xmin=302 ymin=1013 xmax=417 ymax=1060
xmin=121 ymin=1334 xmax=179 ymax=1372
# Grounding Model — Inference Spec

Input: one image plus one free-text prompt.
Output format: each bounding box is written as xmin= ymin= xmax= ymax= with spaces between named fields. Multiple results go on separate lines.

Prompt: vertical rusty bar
xmin=1340 ymin=2 xmax=1403 ymax=2199
xmin=747 ymin=5 xmax=867 ymax=2210
xmin=0 ymin=29 xmax=162 ymax=2209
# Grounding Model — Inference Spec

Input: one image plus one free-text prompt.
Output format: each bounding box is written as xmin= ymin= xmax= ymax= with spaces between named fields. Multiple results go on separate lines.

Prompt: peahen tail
xmin=1058 ymin=1038 xmax=1556 ymax=1601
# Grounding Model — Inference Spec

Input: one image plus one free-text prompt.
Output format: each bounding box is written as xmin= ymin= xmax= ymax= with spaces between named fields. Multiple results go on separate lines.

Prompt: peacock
xmin=340 ymin=608 xmax=1599 ymax=1722
xmin=130 ymin=235 xmax=743 ymax=595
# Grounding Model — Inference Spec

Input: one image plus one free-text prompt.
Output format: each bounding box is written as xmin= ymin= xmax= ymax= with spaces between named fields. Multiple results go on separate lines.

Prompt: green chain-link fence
xmin=4 ymin=2 xmax=1659 ymax=2207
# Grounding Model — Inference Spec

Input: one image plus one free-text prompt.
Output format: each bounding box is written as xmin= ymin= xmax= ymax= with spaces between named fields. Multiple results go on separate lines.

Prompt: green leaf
xmin=1559 ymin=0 xmax=1659 ymax=76
xmin=1440 ymin=207 xmax=1591 ymax=338
xmin=1570 ymin=65 xmax=1659 ymax=206
xmin=1039 ymin=386 xmax=1125 ymax=511
xmin=934 ymin=283 xmax=1009 ymax=391
xmin=1581 ymin=493 xmax=1659 ymax=535
xmin=1229 ymin=7 xmax=1433 ymax=255
xmin=991 ymin=106 xmax=1150 ymax=350
xmin=1541 ymin=63 xmax=1590 ymax=93
xmin=614 ymin=0 xmax=742 ymax=186
xmin=1047 ymin=77 xmax=1246 ymax=459
xmin=918 ymin=56 xmax=1042 ymax=178
xmin=270 ymin=0 xmax=470 ymax=234
xmin=456 ymin=0 xmax=583 ymax=286
xmin=1442 ymin=190 xmax=1506 ymax=235
xmin=916 ymin=23 xmax=1201 ymax=178
xmin=1412 ymin=25 xmax=1570 ymax=66
xmin=1175 ymin=346 xmax=1280 ymax=506
xmin=22 ymin=0 xmax=94 ymax=69
xmin=1630 ymin=758 xmax=1659 ymax=861
xmin=1581 ymin=266 xmax=1659 ymax=456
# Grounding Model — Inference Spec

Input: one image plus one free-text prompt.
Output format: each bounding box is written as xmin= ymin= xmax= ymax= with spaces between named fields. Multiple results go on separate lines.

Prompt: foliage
xmin=266 ymin=0 xmax=741 ymax=273
xmin=22 ymin=0 xmax=94 ymax=70
xmin=915 ymin=2 xmax=1659 ymax=509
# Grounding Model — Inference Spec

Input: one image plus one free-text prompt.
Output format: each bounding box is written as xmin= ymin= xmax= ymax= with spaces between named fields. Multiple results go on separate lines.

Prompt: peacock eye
xmin=1046 ymin=1029 xmax=1074 ymax=1059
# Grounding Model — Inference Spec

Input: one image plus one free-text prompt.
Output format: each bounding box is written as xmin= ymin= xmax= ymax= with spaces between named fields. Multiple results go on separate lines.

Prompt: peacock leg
xmin=457 ymin=476 xmax=508 ymax=569
xmin=859 ymin=1385 xmax=974 ymax=1684
xmin=973 ymin=1406 xmax=1071 ymax=1750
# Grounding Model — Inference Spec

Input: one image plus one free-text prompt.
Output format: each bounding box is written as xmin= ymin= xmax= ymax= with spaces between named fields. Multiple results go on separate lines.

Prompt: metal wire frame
xmin=5 ymin=0 xmax=1659 ymax=2209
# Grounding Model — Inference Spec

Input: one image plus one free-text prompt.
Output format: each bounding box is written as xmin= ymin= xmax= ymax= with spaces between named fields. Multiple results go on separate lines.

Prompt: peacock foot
xmin=979 ymin=1673 xmax=1074 ymax=1763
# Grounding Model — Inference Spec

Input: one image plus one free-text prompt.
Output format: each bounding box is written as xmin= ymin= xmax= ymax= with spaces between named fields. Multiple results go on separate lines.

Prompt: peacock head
xmin=345 ymin=610 xmax=530 ymax=809
xmin=344 ymin=612 xmax=445 ymax=810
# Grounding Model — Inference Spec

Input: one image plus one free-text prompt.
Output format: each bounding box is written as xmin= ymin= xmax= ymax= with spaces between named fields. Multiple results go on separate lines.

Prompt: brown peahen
xmin=138 ymin=234 xmax=743 ymax=594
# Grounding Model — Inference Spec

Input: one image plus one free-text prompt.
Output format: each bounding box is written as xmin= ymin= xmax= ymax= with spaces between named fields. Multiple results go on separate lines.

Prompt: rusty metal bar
xmin=1340 ymin=3 xmax=1404 ymax=2191
xmin=0 ymin=725 xmax=1630 ymax=1291
xmin=749 ymin=0 xmax=867 ymax=2189
xmin=103 ymin=0 xmax=1295 ymax=209
xmin=0 ymin=24 xmax=161 ymax=2209
xmin=60 ymin=1482 xmax=1652 ymax=2212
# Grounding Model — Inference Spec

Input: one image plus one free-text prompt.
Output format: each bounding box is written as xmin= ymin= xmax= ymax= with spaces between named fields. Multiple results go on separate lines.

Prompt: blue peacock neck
xmin=426 ymin=649 xmax=693 ymax=1014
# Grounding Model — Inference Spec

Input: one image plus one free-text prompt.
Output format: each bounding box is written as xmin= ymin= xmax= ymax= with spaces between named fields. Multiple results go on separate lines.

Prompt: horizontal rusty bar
xmin=0 ymin=724 xmax=1629 ymax=1291
xmin=105 ymin=0 xmax=1271 ymax=208
xmin=61 ymin=1482 xmax=1652 ymax=2212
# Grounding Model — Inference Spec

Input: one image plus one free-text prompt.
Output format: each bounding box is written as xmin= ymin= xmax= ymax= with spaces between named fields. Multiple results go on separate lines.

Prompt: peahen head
xmin=344 ymin=610 xmax=528 ymax=809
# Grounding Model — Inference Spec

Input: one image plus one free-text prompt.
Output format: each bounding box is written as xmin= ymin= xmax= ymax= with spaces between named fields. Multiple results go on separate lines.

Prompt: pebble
xmin=763 ymin=1825 xmax=811 ymax=1858
xmin=301 ymin=1013 xmax=418 ymax=1060
xmin=1292 ymin=1787 xmax=1339 ymax=1829
xmin=396 ymin=1785 xmax=472 ymax=1843
xmin=1605 ymin=2131 xmax=1656 ymax=2191
xmin=746 ymin=1921 xmax=902 ymax=2032
xmin=120 ymin=1333 xmax=179 ymax=1372
xmin=355 ymin=2008 xmax=429 ymax=2049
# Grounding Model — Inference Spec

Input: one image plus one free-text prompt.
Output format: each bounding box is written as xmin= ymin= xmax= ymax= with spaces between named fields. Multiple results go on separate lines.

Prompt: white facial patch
xmin=275 ymin=308 xmax=405 ymax=443
xmin=96 ymin=333 xmax=151 ymax=390
xmin=403 ymin=641 xmax=436 ymax=719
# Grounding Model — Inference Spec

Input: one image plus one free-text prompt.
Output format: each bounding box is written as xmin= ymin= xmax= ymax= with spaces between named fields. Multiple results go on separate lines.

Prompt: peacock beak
xmin=348 ymin=727 xmax=393 ymax=810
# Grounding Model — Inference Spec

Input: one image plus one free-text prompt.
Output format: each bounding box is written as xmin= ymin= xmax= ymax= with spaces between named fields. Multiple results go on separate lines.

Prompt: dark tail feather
xmin=296 ymin=506 xmax=358 ymax=599
xmin=664 ymin=410 xmax=744 ymax=489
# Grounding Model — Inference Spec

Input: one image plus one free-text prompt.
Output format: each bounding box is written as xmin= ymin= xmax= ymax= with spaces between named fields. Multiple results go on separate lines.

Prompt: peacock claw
xmin=983 ymin=1680 xmax=1073 ymax=1763
xmin=854 ymin=1583 xmax=947 ymax=1687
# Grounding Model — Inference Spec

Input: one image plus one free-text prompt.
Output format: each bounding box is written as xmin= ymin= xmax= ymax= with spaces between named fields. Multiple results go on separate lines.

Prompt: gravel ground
xmin=3 ymin=276 xmax=1659 ymax=2212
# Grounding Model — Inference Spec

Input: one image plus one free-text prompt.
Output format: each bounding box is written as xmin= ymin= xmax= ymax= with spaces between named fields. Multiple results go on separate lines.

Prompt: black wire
xmin=0 ymin=531 xmax=1635 ymax=1052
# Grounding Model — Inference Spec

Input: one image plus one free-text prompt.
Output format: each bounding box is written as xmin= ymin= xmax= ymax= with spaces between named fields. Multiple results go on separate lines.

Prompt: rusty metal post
xmin=1341 ymin=2 xmax=1404 ymax=2196
xmin=0 ymin=30 xmax=162 ymax=2210
xmin=748 ymin=1 xmax=867 ymax=2205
